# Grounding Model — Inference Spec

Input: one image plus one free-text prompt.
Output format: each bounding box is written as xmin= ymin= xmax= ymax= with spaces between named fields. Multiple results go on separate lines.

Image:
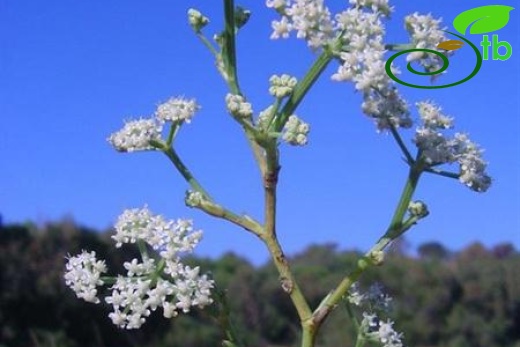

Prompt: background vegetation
xmin=0 ymin=220 xmax=518 ymax=347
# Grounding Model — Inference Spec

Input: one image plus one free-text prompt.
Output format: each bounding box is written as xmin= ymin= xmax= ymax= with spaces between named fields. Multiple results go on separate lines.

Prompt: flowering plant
xmin=64 ymin=1 xmax=491 ymax=346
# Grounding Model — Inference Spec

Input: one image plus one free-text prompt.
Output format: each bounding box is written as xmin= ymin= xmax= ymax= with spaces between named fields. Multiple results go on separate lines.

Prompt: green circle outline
xmin=385 ymin=30 xmax=483 ymax=89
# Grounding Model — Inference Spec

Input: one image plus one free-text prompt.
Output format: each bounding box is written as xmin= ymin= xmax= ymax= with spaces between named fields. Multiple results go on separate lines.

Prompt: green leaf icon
xmin=453 ymin=5 xmax=514 ymax=35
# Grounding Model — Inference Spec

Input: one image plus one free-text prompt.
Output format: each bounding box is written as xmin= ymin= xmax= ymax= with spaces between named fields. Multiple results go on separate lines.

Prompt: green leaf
xmin=453 ymin=5 xmax=514 ymax=35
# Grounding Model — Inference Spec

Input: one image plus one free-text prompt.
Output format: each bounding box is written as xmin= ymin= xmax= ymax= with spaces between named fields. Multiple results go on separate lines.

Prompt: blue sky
xmin=1 ymin=0 xmax=519 ymax=264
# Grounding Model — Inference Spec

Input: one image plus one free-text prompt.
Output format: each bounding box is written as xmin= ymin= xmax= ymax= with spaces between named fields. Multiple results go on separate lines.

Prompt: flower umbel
xmin=64 ymin=207 xmax=213 ymax=329
xmin=155 ymin=97 xmax=200 ymax=124
xmin=413 ymin=101 xmax=491 ymax=192
xmin=108 ymin=118 xmax=162 ymax=152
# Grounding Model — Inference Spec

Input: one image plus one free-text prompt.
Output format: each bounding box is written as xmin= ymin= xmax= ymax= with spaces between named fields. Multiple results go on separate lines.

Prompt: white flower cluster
xmin=108 ymin=118 xmax=163 ymax=152
xmin=349 ymin=0 xmax=392 ymax=16
xmin=269 ymin=74 xmax=298 ymax=98
xmin=331 ymin=6 xmax=413 ymax=132
xmin=226 ymin=93 xmax=253 ymax=119
xmin=413 ymin=102 xmax=491 ymax=192
xmin=348 ymin=282 xmax=392 ymax=310
xmin=266 ymin=0 xmax=335 ymax=49
xmin=362 ymin=313 xmax=405 ymax=347
xmin=64 ymin=250 xmax=107 ymax=303
xmin=64 ymin=207 xmax=214 ymax=330
xmin=332 ymin=8 xmax=387 ymax=90
xmin=361 ymin=89 xmax=412 ymax=131
xmin=348 ymin=283 xmax=404 ymax=347
xmin=155 ymin=97 xmax=199 ymax=124
xmin=405 ymin=13 xmax=450 ymax=73
xmin=282 ymin=115 xmax=310 ymax=146
xmin=108 ymin=97 xmax=200 ymax=152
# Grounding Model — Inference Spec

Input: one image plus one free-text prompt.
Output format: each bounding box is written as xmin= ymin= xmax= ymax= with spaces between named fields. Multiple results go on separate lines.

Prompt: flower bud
xmin=188 ymin=8 xmax=209 ymax=33
xmin=408 ymin=200 xmax=429 ymax=218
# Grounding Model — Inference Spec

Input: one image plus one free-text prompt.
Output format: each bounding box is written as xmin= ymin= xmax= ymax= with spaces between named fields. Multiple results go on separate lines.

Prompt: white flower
xmin=107 ymin=118 xmax=162 ymax=152
xmin=112 ymin=207 xmax=203 ymax=259
xmin=405 ymin=13 xmax=450 ymax=73
xmin=413 ymin=102 xmax=491 ymax=192
xmin=155 ymin=97 xmax=200 ymax=124
xmin=282 ymin=115 xmax=310 ymax=146
xmin=64 ymin=250 xmax=107 ymax=304
xmin=269 ymin=74 xmax=298 ymax=98
xmin=226 ymin=93 xmax=253 ymax=118
xmin=377 ymin=319 xmax=404 ymax=347
xmin=332 ymin=8 xmax=390 ymax=93
xmin=350 ymin=0 xmax=393 ymax=16
xmin=361 ymin=89 xmax=412 ymax=131
xmin=267 ymin=0 xmax=334 ymax=49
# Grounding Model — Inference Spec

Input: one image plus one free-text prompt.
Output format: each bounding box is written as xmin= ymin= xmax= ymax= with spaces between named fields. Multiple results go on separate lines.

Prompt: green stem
xmin=196 ymin=32 xmax=220 ymax=58
xmin=223 ymin=0 xmax=240 ymax=94
xmin=275 ymin=49 xmax=334 ymax=131
xmin=389 ymin=125 xmax=414 ymax=165
xmin=424 ymin=167 xmax=459 ymax=179
xmin=354 ymin=335 xmax=366 ymax=347
xmin=163 ymin=147 xmax=212 ymax=199
xmin=311 ymin=162 xmax=424 ymax=329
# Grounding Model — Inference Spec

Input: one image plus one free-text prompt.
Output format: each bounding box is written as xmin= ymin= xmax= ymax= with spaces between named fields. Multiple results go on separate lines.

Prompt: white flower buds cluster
xmin=188 ymin=8 xmax=209 ymax=33
xmin=282 ymin=115 xmax=310 ymax=146
xmin=269 ymin=74 xmax=297 ymax=98
xmin=408 ymin=200 xmax=429 ymax=218
xmin=107 ymin=97 xmax=200 ymax=152
xmin=64 ymin=207 xmax=214 ymax=330
xmin=225 ymin=93 xmax=253 ymax=119
xmin=413 ymin=102 xmax=491 ymax=192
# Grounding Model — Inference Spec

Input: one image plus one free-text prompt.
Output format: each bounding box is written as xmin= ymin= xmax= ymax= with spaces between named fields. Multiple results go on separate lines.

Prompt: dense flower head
xmin=65 ymin=207 xmax=213 ymax=329
xmin=282 ymin=115 xmax=310 ymax=146
xmin=405 ymin=13 xmax=451 ymax=73
xmin=361 ymin=89 xmax=412 ymax=131
xmin=107 ymin=118 xmax=162 ymax=152
xmin=267 ymin=0 xmax=335 ymax=49
xmin=269 ymin=74 xmax=298 ymax=98
xmin=64 ymin=250 xmax=107 ymax=303
xmin=332 ymin=8 xmax=389 ymax=91
xmin=113 ymin=207 xmax=203 ymax=259
xmin=225 ymin=93 xmax=253 ymax=119
xmin=414 ymin=101 xmax=491 ymax=192
xmin=155 ymin=97 xmax=200 ymax=124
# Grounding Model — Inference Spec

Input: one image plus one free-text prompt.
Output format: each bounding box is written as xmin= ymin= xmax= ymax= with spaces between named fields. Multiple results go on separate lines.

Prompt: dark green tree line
xmin=0 ymin=222 xmax=518 ymax=347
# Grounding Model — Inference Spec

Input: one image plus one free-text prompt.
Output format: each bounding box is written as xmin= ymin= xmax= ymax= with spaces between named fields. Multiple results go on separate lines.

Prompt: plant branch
xmin=162 ymin=146 xmax=212 ymax=199
xmin=275 ymin=49 xmax=334 ymax=131
xmin=311 ymin=161 xmax=424 ymax=329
